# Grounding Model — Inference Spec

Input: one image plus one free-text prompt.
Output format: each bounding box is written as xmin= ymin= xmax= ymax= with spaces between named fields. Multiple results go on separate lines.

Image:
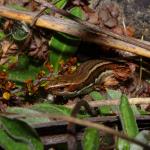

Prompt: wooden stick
xmin=1 ymin=112 xmax=149 ymax=148
xmin=31 ymin=113 xmax=150 ymax=149
xmin=34 ymin=0 xmax=150 ymax=51
xmin=1 ymin=6 xmax=150 ymax=58
xmin=66 ymin=97 xmax=150 ymax=109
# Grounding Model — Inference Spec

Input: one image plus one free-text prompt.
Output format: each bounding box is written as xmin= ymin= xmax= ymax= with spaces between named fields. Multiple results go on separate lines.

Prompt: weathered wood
xmin=1 ymin=6 xmax=150 ymax=57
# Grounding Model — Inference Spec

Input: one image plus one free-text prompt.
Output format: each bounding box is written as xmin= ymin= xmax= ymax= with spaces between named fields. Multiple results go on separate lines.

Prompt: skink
xmin=45 ymin=59 xmax=133 ymax=97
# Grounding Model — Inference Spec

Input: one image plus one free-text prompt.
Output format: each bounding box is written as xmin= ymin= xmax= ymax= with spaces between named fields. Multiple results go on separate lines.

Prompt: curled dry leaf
xmin=96 ymin=62 xmax=137 ymax=91
xmin=89 ymin=0 xmax=120 ymax=28
xmin=28 ymin=35 xmax=48 ymax=60
xmin=0 ymin=40 xmax=17 ymax=65
xmin=114 ymin=66 xmax=135 ymax=81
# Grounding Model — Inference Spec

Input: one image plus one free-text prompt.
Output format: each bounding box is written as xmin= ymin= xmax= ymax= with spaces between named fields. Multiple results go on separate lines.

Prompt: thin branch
xmin=1 ymin=6 xmax=150 ymax=58
xmin=38 ymin=114 xmax=150 ymax=149
xmin=34 ymin=0 xmax=150 ymax=51
xmin=66 ymin=97 xmax=150 ymax=109
xmin=2 ymin=112 xmax=149 ymax=148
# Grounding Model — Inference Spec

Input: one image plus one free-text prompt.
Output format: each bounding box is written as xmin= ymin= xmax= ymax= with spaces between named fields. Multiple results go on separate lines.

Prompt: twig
xmin=2 ymin=112 xmax=149 ymax=148
xmin=67 ymin=99 xmax=97 ymax=150
xmin=1 ymin=112 xmax=150 ymax=148
xmin=38 ymin=114 xmax=150 ymax=149
xmin=0 ymin=6 xmax=150 ymax=57
xmin=34 ymin=0 xmax=150 ymax=51
xmin=20 ymin=7 xmax=47 ymax=51
xmin=66 ymin=97 xmax=150 ymax=109
xmin=70 ymin=99 xmax=97 ymax=117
